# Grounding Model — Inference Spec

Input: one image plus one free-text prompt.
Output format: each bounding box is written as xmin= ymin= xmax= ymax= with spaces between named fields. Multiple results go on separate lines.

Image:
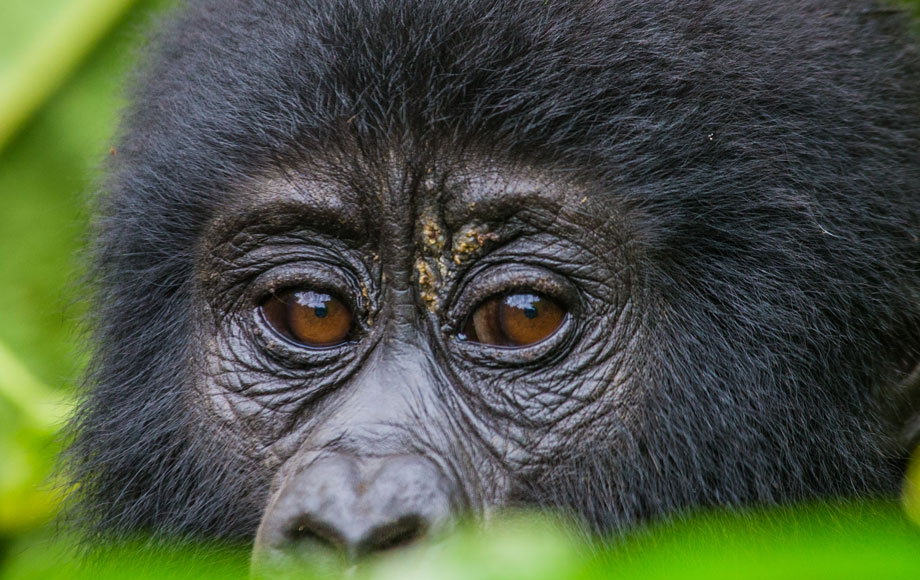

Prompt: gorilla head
xmin=67 ymin=0 xmax=920 ymax=570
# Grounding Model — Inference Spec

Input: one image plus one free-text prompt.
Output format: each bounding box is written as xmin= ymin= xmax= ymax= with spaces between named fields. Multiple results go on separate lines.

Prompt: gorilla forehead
xmin=205 ymin=162 xmax=610 ymax=248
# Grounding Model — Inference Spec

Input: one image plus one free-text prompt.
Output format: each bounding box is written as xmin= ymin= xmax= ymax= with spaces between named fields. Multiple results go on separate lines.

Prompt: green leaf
xmin=0 ymin=0 xmax=141 ymax=152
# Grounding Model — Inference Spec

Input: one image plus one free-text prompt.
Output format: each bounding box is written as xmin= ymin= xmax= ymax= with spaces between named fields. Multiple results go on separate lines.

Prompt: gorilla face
xmin=197 ymin=163 xmax=638 ymax=561
xmin=67 ymin=0 xmax=920 ymax=570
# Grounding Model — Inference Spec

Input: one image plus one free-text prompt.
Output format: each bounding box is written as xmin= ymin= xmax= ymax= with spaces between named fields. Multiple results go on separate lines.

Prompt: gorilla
xmin=66 ymin=0 xmax=920 ymax=571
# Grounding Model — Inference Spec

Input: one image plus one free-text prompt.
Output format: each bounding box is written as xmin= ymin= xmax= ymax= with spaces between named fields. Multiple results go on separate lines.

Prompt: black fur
xmin=66 ymin=0 xmax=920 ymax=542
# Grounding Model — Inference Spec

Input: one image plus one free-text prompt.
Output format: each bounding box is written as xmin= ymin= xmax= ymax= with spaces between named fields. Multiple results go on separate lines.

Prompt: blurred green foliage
xmin=0 ymin=0 xmax=170 ymax=545
xmin=1 ymin=0 xmax=919 ymax=577
xmin=3 ymin=505 xmax=920 ymax=579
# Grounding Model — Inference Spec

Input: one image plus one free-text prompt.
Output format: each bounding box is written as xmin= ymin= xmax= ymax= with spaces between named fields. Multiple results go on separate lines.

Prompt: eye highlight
xmin=261 ymin=290 xmax=353 ymax=348
xmin=461 ymin=293 xmax=566 ymax=347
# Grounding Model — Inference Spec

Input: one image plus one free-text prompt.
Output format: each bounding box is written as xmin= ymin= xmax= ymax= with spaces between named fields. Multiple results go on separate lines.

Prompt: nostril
xmin=287 ymin=517 xmax=344 ymax=552
xmin=358 ymin=515 xmax=427 ymax=555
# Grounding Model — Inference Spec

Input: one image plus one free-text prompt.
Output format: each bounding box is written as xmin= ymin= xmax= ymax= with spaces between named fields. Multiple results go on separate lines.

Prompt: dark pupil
xmin=523 ymin=305 xmax=539 ymax=319
xmin=314 ymin=305 xmax=328 ymax=318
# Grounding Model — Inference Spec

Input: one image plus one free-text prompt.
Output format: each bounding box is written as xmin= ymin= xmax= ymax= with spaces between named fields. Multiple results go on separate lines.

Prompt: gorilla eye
xmin=462 ymin=293 xmax=566 ymax=347
xmin=261 ymin=290 xmax=353 ymax=348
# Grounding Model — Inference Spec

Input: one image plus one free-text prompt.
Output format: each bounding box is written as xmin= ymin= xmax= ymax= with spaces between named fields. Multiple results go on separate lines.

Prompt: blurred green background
xmin=0 ymin=0 xmax=919 ymax=578
xmin=0 ymin=0 xmax=172 ymax=566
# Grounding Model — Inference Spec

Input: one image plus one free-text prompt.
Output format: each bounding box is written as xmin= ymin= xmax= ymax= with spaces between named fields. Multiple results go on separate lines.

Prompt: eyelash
xmin=449 ymin=262 xmax=575 ymax=319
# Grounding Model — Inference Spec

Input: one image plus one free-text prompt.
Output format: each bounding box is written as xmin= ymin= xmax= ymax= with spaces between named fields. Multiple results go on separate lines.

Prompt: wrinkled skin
xmin=203 ymin=166 xmax=641 ymax=565
xmin=67 ymin=0 xmax=920 ymax=571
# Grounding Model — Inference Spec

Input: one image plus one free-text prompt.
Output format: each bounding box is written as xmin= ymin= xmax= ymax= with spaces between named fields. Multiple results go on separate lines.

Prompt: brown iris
xmin=261 ymin=290 xmax=353 ymax=347
xmin=462 ymin=293 xmax=565 ymax=347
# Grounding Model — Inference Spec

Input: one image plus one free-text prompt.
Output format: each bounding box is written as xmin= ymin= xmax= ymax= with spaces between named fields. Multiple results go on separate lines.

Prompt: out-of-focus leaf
xmin=0 ymin=341 xmax=70 ymax=432
xmin=0 ymin=0 xmax=141 ymax=152
xmin=593 ymin=502 xmax=920 ymax=580
xmin=904 ymin=445 xmax=920 ymax=526
xmin=0 ymin=341 xmax=69 ymax=533
xmin=0 ymin=0 xmax=173 ymax=541
xmin=3 ymin=505 xmax=920 ymax=580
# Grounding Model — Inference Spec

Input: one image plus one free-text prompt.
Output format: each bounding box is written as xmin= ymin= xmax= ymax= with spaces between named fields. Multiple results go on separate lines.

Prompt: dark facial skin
xmin=64 ymin=0 xmax=920 ymax=574
xmin=195 ymin=163 xmax=641 ymax=565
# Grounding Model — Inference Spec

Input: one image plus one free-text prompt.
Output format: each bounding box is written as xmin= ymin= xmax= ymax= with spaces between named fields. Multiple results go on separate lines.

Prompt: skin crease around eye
xmin=261 ymin=290 xmax=352 ymax=347
xmin=464 ymin=293 xmax=566 ymax=347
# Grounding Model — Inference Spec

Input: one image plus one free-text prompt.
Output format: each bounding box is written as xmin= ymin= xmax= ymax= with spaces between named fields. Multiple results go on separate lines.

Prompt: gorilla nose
xmin=252 ymin=454 xmax=455 ymax=574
